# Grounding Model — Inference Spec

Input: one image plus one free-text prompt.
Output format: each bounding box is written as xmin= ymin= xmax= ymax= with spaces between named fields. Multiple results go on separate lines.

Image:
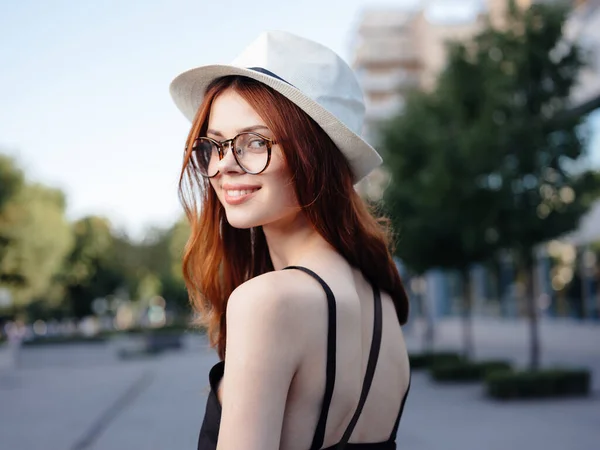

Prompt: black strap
xmin=336 ymin=285 xmax=383 ymax=449
xmin=388 ymin=376 xmax=411 ymax=442
xmin=283 ymin=266 xmax=337 ymax=450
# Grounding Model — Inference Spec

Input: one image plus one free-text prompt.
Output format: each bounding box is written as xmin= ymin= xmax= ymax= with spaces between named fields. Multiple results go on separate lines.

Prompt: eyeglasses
xmin=190 ymin=132 xmax=276 ymax=178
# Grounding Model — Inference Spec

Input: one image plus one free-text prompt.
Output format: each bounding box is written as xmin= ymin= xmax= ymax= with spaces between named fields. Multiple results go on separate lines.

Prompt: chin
xmin=223 ymin=210 xmax=264 ymax=229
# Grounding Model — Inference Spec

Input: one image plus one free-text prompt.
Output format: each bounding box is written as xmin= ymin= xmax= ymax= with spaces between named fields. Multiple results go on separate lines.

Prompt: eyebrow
xmin=206 ymin=125 xmax=270 ymax=137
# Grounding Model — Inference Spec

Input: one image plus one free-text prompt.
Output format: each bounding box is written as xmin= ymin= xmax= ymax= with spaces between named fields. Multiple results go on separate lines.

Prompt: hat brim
xmin=169 ymin=65 xmax=382 ymax=184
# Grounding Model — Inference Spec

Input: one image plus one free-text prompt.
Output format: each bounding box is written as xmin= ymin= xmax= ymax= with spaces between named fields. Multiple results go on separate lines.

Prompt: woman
xmin=170 ymin=31 xmax=411 ymax=450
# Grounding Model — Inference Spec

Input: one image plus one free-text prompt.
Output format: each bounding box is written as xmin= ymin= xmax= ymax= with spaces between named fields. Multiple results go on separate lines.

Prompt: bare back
xmin=273 ymin=255 xmax=411 ymax=450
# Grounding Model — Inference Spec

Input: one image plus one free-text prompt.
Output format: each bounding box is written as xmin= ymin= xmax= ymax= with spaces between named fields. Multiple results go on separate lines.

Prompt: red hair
xmin=178 ymin=76 xmax=409 ymax=359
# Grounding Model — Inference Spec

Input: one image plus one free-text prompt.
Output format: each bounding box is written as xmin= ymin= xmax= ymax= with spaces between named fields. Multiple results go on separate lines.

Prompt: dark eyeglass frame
xmin=191 ymin=131 xmax=277 ymax=178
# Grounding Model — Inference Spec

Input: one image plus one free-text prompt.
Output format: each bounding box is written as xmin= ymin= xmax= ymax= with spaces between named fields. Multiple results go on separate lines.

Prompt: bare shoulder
xmin=226 ymin=269 xmax=327 ymax=334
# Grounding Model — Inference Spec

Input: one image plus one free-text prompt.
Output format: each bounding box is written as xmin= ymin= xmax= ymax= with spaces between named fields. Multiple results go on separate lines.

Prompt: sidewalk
xmin=0 ymin=337 xmax=214 ymax=450
xmin=0 ymin=320 xmax=598 ymax=450
xmin=404 ymin=317 xmax=600 ymax=391
xmin=400 ymin=318 xmax=600 ymax=450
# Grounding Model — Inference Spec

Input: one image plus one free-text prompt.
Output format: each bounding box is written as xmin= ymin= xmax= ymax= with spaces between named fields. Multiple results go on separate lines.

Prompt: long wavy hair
xmin=178 ymin=76 xmax=409 ymax=359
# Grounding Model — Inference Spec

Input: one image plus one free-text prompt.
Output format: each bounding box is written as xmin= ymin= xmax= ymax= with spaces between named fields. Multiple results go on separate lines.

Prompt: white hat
xmin=169 ymin=30 xmax=382 ymax=183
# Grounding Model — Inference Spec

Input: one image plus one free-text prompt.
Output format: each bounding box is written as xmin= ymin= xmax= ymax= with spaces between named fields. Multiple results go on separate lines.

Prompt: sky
xmin=0 ymin=0 xmax=597 ymax=240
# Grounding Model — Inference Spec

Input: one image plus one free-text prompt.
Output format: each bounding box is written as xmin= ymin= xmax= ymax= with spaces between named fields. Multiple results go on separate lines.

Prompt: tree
xmin=111 ymin=217 xmax=191 ymax=315
xmin=140 ymin=217 xmax=191 ymax=314
xmin=382 ymin=1 xmax=600 ymax=369
xmin=162 ymin=216 xmax=191 ymax=313
xmin=0 ymin=183 xmax=74 ymax=311
xmin=0 ymin=154 xmax=26 ymax=286
xmin=468 ymin=2 xmax=600 ymax=370
xmin=0 ymin=154 xmax=191 ymax=322
xmin=0 ymin=154 xmax=24 ymax=212
xmin=61 ymin=216 xmax=124 ymax=318
xmin=381 ymin=88 xmax=502 ymax=358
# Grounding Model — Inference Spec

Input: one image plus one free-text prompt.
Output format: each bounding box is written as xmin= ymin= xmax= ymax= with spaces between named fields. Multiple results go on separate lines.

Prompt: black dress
xmin=197 ymin=266 xmax=410 ymax=450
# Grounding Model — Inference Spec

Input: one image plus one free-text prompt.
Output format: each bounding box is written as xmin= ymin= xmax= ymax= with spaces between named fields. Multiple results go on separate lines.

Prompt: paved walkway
xmin=401 ymin=318 xmax=600 ymax=450
xmin=0 ymin=319 xmax=598 ymax=450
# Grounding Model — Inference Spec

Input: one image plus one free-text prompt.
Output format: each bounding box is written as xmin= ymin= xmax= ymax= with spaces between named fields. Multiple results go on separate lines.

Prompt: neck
xmin=262 ymin=212 xmax=331 ymax=270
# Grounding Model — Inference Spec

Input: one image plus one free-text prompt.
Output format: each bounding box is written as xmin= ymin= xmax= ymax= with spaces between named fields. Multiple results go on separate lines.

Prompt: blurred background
xmin=1 ymin=0 xmax=600 ymax=449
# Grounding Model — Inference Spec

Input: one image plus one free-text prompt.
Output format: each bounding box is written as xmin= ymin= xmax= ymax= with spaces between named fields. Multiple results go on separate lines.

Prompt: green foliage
xmin=0 ymin=154 xmax=26 ymax=286
xmin=0 ymin=183 xmax=73 ymax=308
xmin=486 ymin=368 xmax=591 ymax=399
xmin=381 ymin=90 xmax=501 ymax=274
xmin=111 ymin=217 xmax=190 ymax=312
xmin=163 ymin=217 xmax=191 ymax=312
xmin=381 ymin=2 xmax=600 ymax=276
xmin=21 ymin=334 xmax=107 ymax=346
xmin=469 ymin=4 xmax=599 ymax=262
xmin=381 ymin=3 xmax=600 ymax=369
xmin=60 ymin=216 xmax=124 ymax=318
xmin=0 ymin=153 xmax=190 ymax=321
xmin=0 ymin=154 xmax=24 ymax=213
xmin=161 ymin=274 xmax=190 ymax=313
xmin=430 ymin=360 xmax=512 ymax=382
xmin=117 ymin=323 xmax=194 ymax=335
xmin=57 ymin=216 xmax=190 ymax=319
xmin=168 ymin=217 xmax=190 ymax=282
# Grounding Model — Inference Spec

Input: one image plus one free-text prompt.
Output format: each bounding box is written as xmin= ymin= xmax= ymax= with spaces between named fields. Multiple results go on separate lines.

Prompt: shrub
xmin=409 ymin=351 xmax=462 ymax=369
xmin=117 ymin=347 xmax=163 ymax=360
xmin=431 ymin=360 xmax=512 ymax=382
xmin=22 ymin=335 xmax=107 ymax=346
xmin=486 ymin=368 xmax=592 ymax=399
xmin=478 ymin=361 xmax=513 ymax=375
xmin=116 ymin=323 xmax=194 ymax=335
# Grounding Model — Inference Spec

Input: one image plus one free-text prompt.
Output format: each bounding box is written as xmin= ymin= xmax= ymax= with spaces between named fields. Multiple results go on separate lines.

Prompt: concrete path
xmin=0 ymin=320 xmax=598 ymax=450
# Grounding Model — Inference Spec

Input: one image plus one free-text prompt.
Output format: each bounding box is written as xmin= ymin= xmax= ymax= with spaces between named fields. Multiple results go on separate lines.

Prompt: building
xmin=352 ymin=9 xmax=420 ymax=145
xmin=352 ymin=5 xmax=484 ymax=199
xmin=565 ymin=0 xmax=600 ymax=112
xmin=352 ymin=0 xmax=580 ymax=152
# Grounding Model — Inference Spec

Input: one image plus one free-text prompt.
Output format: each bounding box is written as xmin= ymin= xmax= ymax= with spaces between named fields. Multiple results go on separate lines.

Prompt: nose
xmin=215 ymin=141 xmax=242 ymax=174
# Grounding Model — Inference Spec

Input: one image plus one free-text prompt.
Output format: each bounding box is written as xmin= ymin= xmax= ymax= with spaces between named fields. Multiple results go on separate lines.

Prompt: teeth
xmin=226 ymin=189 xmax=258 ymax=197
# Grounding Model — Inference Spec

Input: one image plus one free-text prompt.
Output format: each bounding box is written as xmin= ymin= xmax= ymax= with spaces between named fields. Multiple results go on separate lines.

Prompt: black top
xmin=197 ymin=266 xmax=410 ymax=450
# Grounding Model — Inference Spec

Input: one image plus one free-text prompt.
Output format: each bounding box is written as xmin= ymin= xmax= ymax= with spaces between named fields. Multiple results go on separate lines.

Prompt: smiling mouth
xmin=222 ymin=187 xmax=261 ymax=205
xmin=225 ymin=188 xmax=260 ymax=197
